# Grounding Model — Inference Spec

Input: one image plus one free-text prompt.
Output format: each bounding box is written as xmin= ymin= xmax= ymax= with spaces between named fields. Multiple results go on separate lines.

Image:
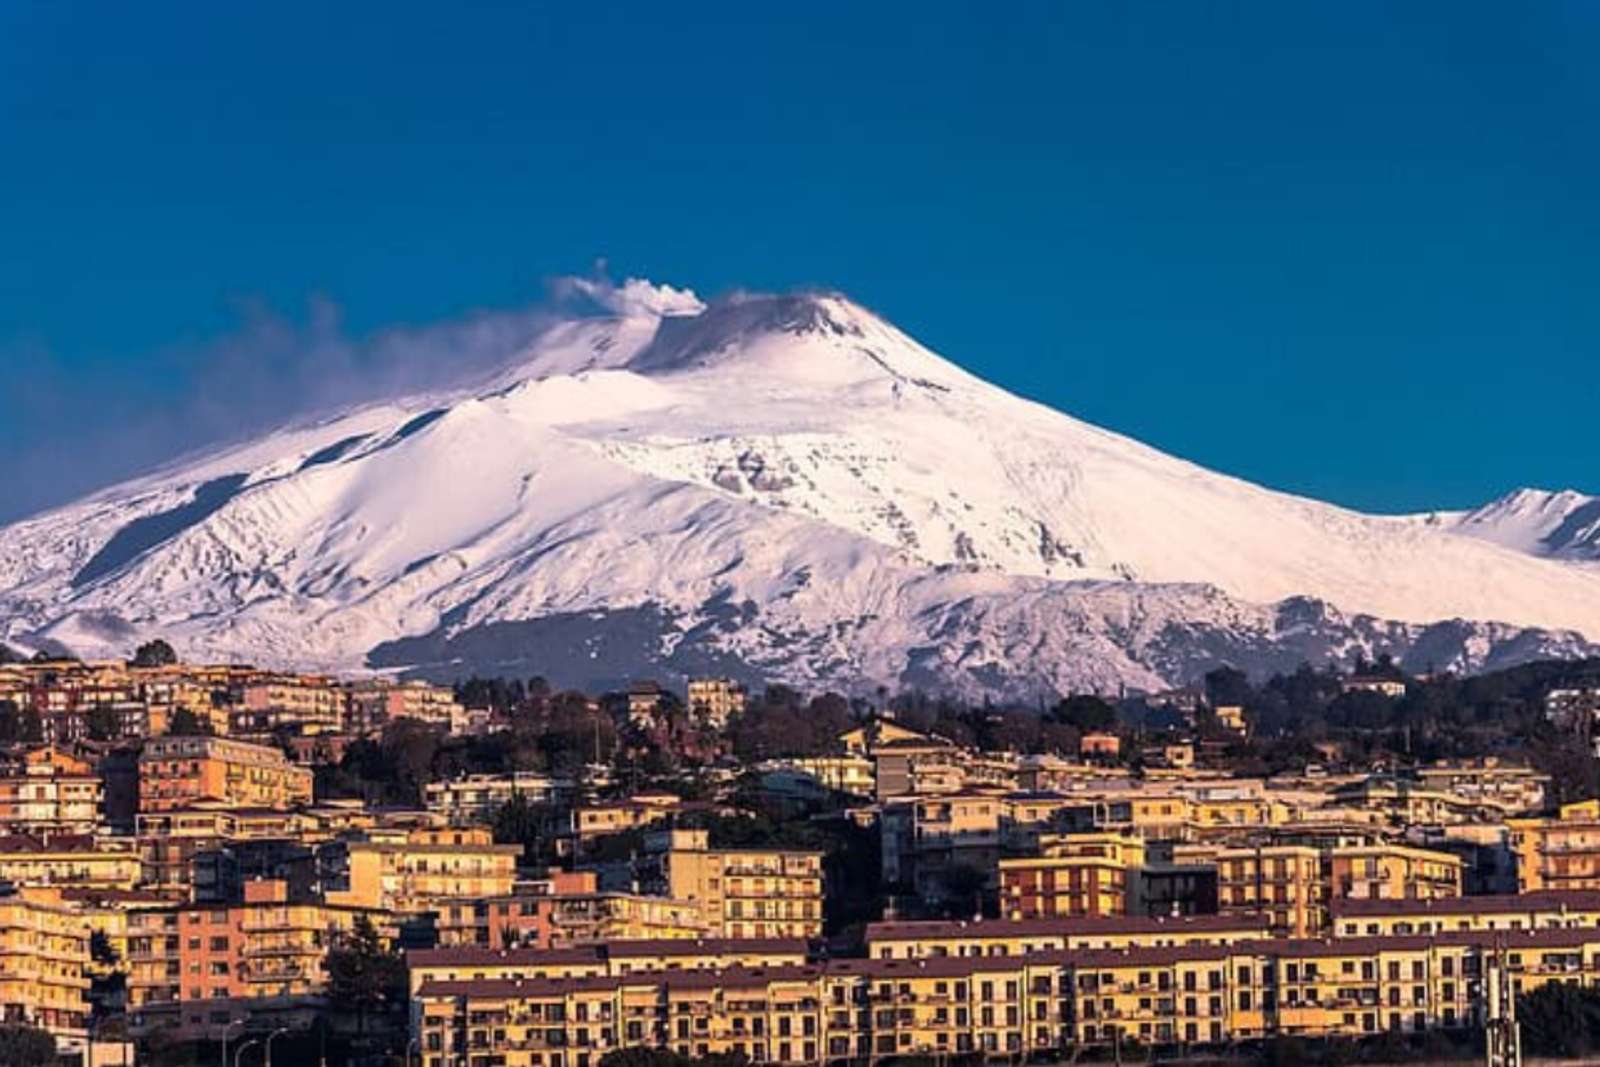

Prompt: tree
xmin=600 ymin=1050 xmax=749 ymax=1067
xmin=937 ymin=863 xmax=989 ymax=919
xmin=491 ymin=793 xmax=558 ymax=866
xmin=131 ymin=638 xmax=178 ymax=667
xmin=0 ymin=1025 xmax=56 ymax=1067
xmin=1519 ymin=981 xmax=1600 ymax=1058
xmin=1051 ymin=694 xmax=1117 ymax=732
xmin=166 ymin=706 xmax=210 ymax=736
xmin=86 ymin=704 xmax=122 ymax=742
xmin=326 ymin=913 xmax=406 ymax=1041
xmin=1204 ymin=665 xmax=1253 ymax=709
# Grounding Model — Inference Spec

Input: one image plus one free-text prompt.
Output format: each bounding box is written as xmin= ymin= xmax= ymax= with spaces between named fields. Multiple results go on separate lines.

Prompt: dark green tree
xmin=86 ymin=704 xmax=122 ymax=741
xmin=326 ymin=913 xmax=407 ymax=1041
xmin=131 ymin=638 xmax=178 ymax=667
xmin=166 ymin=706 xmax=210 ymax=736
xmin=0 ymin=1025 xmax=56 ymax=1067
xmin=1050 ymin=694 xmax=1117 ymax=732
xmin=1519 ymin=981 xmax=1600 ymax=1058
xmin=491 ymin=792 xmax=558 ymax=866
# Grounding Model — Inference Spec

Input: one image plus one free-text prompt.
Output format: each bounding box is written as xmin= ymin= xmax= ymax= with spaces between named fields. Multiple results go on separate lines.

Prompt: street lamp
xmin=265 ymin=1026 xmax=291 ymax=1067
xmin=220 ymin=1019 xmax=245 ymax=1067
xmin=234 ymin=1037 xmax=261 ymax=1067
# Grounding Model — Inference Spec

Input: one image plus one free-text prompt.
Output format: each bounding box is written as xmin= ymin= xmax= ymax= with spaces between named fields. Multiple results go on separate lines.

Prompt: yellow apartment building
xmin=412 ymin=924 xmax=1600 ymax=1067
xmin=325 ymin=826 xmax=518 ymax=914
xmin=1328 ymin=843 xmax=1462 ymax=901
xmin=406 ymin=938 xmax=811 ymax=996
xmin=0 ymin=886 xmax=90 ymax=1044
xmin=0 ymin=833 xmax=141 ymax=890
xmin=1331 ymin=890 xmax=1600 ymax=938
xmin=864 ymin=912 xmax=1273 ymax=960
xmin=1510 ymin=801 xmax=1600 ymax=892
xmin=1171 ymin=843 xmax=1323 ymax=937
xmin=648 ymin=828 xmax=823 ymax=939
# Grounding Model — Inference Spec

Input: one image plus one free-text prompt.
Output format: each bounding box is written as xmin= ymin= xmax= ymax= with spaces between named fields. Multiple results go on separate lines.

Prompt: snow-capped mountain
xmin=2 ymin=280 xmax=1598 ymax=698
xmin=1426 ymin=488 xmax=1600 ymax=561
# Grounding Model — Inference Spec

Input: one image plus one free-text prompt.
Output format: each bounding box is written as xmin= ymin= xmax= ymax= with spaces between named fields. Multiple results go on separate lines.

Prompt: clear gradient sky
xmin=1 ymin=2 xmax=1596 ymax=521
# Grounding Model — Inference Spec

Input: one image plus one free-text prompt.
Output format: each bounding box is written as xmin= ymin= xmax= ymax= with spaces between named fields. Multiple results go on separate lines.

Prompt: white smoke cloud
xmin=565 ymin=276 xmax=706 ymax=318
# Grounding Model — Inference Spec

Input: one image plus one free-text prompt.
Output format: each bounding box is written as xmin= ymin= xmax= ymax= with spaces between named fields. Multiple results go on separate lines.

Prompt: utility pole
xmin=1485 ymin=941 xmax=1522 ymax=1067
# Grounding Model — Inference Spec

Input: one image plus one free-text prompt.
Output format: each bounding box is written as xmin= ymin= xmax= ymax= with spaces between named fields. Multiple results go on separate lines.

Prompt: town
xmin=3 ymin=641 xmax=1600 ymax=1065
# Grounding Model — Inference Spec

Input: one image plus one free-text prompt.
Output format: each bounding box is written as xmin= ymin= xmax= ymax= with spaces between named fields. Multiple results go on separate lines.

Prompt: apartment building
xmin=1411 ymin=760 xmax=1548 ymax=814
xmin=864 ymin=912 xmax=1273 ymax=960
xmin=231 ymin=675 xmax=345 ymax=736
xmin=1171 ymin=843 xmax=1324 ymax=938
xmin=125 ymin=877 xmax=380 ymax=1039
xmin=0 ymin=745 xmax=103 ymax=833
xmin=414 ymin=924 xmax=1600 ymax=1067
xmin=999 ymin=833 xmax=1146 ymax=919
xmin=644 ymin=828 xmax=824 ymax=940
xmin=138 ymin=735 xmax=314 ymax=812
xmin=564 ymin=794 xmax=684 ymax=855
xmin=1510 ymin=800 xmax=1600 ymax=892
xmin=135 ymin=807 xmax=324 ymax=891
xmin=424 ymin=772 xmax=576 ymax=824
xmin=0 ymin=885 xmax=90 ymax=1045
xmin=407 ymin=938 xmax=811 ymax=995
xmin=437 ymin=887 xmax=709 ymax=949
xmin=345 ymin=679 xmax=465 ymax=735
xmin=0 ymin=833 xmax=141 ymax=890
xmin=324 ymin=826 xmax=519 ymax=914
xmin=1328 ymin=843 xmax=1462 ymax=901
xmin=1330 ymin=890 xmax=1600 ymax=938
xmin=880 ymin=792 xmax=1002 ymax=901
xmin=760 ymin=755 xmax=877 ymax=800
xmin=685 ymin=677 xmax=747 ymax=728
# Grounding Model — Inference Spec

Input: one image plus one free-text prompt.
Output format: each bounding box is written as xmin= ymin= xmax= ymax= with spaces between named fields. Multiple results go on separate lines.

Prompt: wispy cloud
xmin=0 ymin=285 xmax=586 ymax=523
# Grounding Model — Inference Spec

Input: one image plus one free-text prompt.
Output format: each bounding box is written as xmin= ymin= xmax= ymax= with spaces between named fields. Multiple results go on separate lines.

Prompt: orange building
xmin=138 ymin=735 xmax=313 ymax=813
xmin=126 ymin=878 xmax=380 ymax=1039
xmin=999 ymin=834 xmax=1145 ymax=919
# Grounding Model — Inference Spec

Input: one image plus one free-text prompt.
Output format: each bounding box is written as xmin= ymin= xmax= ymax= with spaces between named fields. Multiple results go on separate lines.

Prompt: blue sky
xmin=1 ymin=2 xmax=1596 ymax=521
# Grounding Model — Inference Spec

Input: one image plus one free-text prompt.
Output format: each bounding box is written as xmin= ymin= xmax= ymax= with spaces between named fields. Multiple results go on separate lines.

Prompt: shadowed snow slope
xmin=2 ymin=283 xmax=1597 ymax=697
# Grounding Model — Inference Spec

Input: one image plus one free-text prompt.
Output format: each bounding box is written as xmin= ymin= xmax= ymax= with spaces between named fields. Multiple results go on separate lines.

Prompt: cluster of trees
xmin=319 ymin=686 xmax=617 ymax=805
xmin=1200 ymin=657 xmax=1600 ymax=799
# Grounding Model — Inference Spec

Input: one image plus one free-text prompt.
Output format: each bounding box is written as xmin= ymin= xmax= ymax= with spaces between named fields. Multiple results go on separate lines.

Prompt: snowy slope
xmin=1 ymin=283 xmax=1597 ymax=697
